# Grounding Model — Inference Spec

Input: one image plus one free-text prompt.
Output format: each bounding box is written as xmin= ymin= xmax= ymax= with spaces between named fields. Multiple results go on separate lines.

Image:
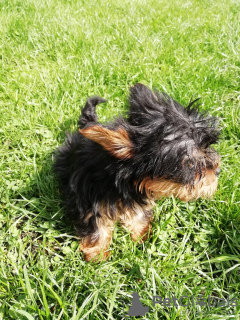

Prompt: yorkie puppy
xmin=55 ymin=84 xmax=221 ymax=261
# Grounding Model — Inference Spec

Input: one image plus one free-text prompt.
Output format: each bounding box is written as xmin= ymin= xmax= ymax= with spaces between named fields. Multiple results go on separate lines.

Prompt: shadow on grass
xmin=13 ymin=150 xmax=75 ymax=241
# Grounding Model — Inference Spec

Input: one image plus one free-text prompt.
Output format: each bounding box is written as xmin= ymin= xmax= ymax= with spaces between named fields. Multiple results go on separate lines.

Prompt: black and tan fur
xmin=54 ymin=84 xmax=221 ymax=261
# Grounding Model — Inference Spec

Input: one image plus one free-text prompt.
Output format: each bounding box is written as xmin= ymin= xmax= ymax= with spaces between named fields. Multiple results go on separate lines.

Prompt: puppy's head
xmin=80 ymin=84 xmax=221 ymax=202
xmin=129 ymin=83 xmax=221 ymax=201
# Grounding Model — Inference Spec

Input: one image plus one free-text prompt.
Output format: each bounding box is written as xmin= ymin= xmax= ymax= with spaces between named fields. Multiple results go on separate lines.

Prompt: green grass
xmin=0 ymin=0 xmax=240 ymax=319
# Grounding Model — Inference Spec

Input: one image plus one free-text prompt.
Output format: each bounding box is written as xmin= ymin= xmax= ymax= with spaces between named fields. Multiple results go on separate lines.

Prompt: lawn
xmin=0 ymin=0 xmax=240 ymax=319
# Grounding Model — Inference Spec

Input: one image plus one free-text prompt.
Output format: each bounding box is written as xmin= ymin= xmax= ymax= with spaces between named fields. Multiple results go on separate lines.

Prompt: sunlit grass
xmin=0 ymin=0 xmax=240 ymax=319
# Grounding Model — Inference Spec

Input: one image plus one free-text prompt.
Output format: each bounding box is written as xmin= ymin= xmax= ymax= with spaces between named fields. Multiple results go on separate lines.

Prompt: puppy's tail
xmin=78 ymin=96 xmax=107 ymax=129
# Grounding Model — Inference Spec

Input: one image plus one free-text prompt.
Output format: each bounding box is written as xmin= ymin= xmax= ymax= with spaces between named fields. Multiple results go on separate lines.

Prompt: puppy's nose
xmin=215 ymin=167 xmax=221 ymax=176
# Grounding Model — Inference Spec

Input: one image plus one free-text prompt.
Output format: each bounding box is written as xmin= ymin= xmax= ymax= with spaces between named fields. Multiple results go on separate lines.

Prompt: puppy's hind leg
xmin=80 ymin=213 xmax=114 ymax=262
xmin=78 ymin=96 xmax=107 ymax=129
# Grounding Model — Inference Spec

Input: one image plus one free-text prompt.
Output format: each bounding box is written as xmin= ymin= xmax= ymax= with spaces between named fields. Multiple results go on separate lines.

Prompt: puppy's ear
xmin=79 ymin=126 xmax=133 ymax=159
xmin=128 ymin=83 xmax=159 ymax=125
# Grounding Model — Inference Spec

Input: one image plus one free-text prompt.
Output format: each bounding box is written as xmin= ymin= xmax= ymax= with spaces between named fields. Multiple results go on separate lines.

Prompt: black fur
xmin=54 ymin=84 xmax=220 ymax=237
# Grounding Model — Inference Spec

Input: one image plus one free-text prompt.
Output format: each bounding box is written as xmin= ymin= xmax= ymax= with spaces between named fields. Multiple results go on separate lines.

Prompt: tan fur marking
xmin=79 ymin=126 xmax=133 ymax=159
xmin=138 ymin=169 xmax=219 ymax=202
xmin=80 ymin=211 xmax=114 ymax=262
xmin=83 ymin=211 xmax=94 ymax=223
xmin=119 ymin=200 xmax=154 ymax=242
xmin=80 ymin=200 xmax=154 ymax=261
